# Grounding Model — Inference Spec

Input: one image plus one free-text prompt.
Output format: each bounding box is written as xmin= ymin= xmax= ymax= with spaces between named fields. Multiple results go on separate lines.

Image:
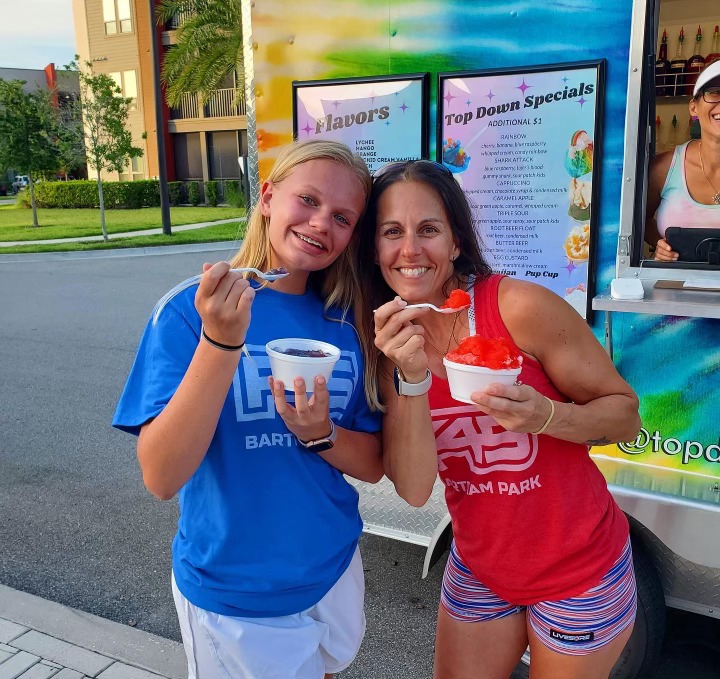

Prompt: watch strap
xmin=297 ymin=420 xmax=337 ymax=451
xmin=394 ymin=368 xmax=432 ymax=396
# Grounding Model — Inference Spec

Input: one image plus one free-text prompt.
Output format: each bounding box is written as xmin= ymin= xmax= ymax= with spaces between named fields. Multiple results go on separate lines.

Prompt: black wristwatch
xmin=297 ymin=420 xmax=337 ymax=453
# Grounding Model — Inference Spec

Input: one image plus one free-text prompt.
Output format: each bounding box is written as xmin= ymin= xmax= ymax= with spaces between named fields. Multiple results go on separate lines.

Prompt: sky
xmin=0 ymin=1 xmax=76 ymax=71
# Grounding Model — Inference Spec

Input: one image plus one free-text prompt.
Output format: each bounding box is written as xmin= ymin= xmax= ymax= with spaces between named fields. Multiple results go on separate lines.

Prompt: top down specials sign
xmin=438 ymin=61 xmax=605 ymax=320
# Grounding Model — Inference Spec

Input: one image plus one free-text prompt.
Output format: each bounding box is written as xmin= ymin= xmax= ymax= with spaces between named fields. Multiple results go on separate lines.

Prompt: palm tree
xmin=156 ymin=0 xmax=244 ymax=108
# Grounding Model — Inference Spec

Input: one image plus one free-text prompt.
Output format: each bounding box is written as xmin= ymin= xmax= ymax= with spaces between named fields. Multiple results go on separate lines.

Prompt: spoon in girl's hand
xmin=229 ymin=267 xmax=289 ymax=281
xmin=403 ymin=302 xmax=470 ymax=314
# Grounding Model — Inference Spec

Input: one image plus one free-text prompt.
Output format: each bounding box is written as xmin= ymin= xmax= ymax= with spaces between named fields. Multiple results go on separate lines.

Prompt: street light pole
xmin=149 ymin=0 xmax=171 ymax=235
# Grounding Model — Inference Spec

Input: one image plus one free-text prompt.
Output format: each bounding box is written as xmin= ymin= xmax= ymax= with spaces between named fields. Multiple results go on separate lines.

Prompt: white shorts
xmin=171 ymin=548 xmax=365 ymax=679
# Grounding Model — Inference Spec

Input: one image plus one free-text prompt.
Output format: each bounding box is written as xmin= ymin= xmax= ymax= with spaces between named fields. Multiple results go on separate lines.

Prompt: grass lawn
xmin=0 ymin=222 xmax=246 ymax=254
xmin=0 ymin=205 xmax=245 ymax=241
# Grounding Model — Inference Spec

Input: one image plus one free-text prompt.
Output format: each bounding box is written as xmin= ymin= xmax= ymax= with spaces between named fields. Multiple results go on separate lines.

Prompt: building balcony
xmin=165 ymin=11 xmax=193 ymax=30
xmin=170 ymin=89 xmax=245 ymax=120
xmin=170 ymin=92 xmax=199 ymax=120
xmin=204 ymin=88 xmax=246 ymax=117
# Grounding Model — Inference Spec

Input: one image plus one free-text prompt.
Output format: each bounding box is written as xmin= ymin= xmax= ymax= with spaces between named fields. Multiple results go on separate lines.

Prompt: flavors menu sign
xmin=293 ymin=74 xmax=428 ymax=174
xmin=438 ymin=62 xmax=605 ymax=319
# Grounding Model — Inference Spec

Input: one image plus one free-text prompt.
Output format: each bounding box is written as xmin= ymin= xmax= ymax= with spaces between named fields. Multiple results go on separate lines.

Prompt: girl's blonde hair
xmin=230 ymin=139 xmax=381 ymax=410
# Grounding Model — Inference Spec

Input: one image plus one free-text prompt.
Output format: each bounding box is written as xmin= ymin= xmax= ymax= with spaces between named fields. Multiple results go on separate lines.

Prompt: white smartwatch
xmin=393 ymin=368 xmax=432 ymax=396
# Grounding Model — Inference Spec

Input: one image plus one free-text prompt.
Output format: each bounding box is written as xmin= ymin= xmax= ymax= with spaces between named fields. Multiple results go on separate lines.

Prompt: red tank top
xmin=429 ymin=275 xmax=628 ymax=605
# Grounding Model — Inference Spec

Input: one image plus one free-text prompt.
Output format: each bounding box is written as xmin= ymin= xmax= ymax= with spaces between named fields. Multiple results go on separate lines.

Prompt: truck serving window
xmin=634 ymin=0 xmax=720 ymax=271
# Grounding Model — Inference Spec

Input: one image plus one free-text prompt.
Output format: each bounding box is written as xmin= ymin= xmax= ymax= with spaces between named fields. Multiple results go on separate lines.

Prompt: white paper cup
xmin=266 ymin=338 xmax=341 ymax=392
xmin=443 ymin=357 xmax=522 ymax=404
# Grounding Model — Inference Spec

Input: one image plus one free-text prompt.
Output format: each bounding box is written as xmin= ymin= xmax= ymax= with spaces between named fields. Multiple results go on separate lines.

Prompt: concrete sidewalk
xmin=0 ymin=218 xmax=244 ymax=248
xmin=0 ymin=585 xmax=186 ymax=679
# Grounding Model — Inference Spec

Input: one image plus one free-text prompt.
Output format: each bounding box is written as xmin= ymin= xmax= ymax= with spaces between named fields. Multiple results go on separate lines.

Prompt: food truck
xmin=240 ymin=0 xmax=720 ymax=676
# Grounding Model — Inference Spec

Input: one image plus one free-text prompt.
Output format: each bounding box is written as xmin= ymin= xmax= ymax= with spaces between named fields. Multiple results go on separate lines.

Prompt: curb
xmin=0 ymin=584 xmax=186 ymax=679
xmin=0 ymin=241 xmax=240 ymax=263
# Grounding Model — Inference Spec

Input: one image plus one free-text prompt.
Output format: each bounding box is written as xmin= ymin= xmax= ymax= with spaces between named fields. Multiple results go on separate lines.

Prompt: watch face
xmin=393 ymin=367 xmax=431 ymax=396
xmin=306 ymin=440 xmax=334 ymax=453
xmin=393 ymin=367 xmax=402 ymax=395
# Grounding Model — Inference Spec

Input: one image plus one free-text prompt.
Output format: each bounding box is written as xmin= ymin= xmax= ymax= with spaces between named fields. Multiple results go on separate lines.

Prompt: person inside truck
xmin=358 ymin=159 xmax=642 ymax=679
xmin=113 ymin=139 xmax=383 ymax=679
xmin=646 ymin=60 xmax=720 ymax=262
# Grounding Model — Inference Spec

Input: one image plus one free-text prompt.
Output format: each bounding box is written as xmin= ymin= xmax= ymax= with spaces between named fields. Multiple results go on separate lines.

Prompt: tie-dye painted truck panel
xmin=244 ymin=2 xmax=720 ymax=637
xmin=247 ymin=0 xmax=719 ymax=488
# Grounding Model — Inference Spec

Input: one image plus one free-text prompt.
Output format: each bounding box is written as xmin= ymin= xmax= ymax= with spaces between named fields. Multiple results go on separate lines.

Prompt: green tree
xmin=0 ymin=79 xmax=62 ymax=227
xmin=156 ymin=0 xmax=244 ymax=108
xmin=69 ymin=59 xmax=143 ymax=241
xmin=57 ymin=96 xmax=87 ymax=181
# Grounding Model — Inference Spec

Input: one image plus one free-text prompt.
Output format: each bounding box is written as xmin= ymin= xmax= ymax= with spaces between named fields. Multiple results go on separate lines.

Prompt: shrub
xmin=187 ymin=181 xmax=200 ymax=207
xmin=205 ymin=180 xmax=219 ymax=207
xmin=33 ymin=180 xmax=161 ymax=209
xmin=124 ymin=181 xmax=145 ymax=209
xmin=16 ymin=190 xmax=32 ymax=208
xmin=139 ymin=180 xmax=160 ymax=208
xmin=168 ymin=181 xmax=183 ymax=206
xmin=35 ymin=180 xmax=96 ymax=208
xmin=224 ymin=181 xmax=245 ymax=209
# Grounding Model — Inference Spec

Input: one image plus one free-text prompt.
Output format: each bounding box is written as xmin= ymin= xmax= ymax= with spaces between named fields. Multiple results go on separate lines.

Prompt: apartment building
xmin=72 ymin=0 xmax=247 ymax=184
xmin=0 ymin=64 xmax=83 ymax=183
xmin=0 ymin=64 xmax=79 ymax=103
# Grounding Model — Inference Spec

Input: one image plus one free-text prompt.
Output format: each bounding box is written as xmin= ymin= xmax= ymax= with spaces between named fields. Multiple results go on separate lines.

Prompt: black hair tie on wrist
xmin=201 ymin=327 xmax=245 ymax=352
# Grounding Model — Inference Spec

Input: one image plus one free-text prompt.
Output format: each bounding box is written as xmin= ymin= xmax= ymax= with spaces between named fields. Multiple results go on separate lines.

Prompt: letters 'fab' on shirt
xmin=430 ymin=274 xmax=628 ymax=606
xmin=113 ymin=278 xmax=380 ymax=618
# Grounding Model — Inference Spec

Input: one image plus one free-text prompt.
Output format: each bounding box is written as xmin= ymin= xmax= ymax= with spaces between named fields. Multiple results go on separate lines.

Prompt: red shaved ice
xmin=446 ymin=336 xmax=522 ymax=369
xmin=441 ymin=289 xmax=471 ymax=309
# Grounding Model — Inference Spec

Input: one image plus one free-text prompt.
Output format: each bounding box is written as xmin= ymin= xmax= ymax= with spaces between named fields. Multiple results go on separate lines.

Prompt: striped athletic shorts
xmin=441 ymin=537 xmax=637 ymax=655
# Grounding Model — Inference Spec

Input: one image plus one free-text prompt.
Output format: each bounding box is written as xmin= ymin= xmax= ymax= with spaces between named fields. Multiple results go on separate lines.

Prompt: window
xmin=109 ymin=72 xmax=122 ymax=92
xmin=208 ymin=131 xmax=240 ymax=180
xmin=131 ymin=156 xmax=144 ymax=181
xmin=173 ymin=133 xmax=203 ymax=180
xmin=109 ymin=70 xmax=139 ymax=110
xmin=124 ymin=70 xmax=137 ymax=101
xmin=117 ymin=0 xmax=132 ymax=33
xmin=622 ymin=0 xmax=720 ymax=274
xmin=103 ymin=0 xmax=133 ymax=35
xmin=119 ymin=155 xmax=144 ymax=182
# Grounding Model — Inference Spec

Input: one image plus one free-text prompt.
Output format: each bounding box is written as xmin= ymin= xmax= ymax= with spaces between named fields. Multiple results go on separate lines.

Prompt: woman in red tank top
xmin=356 ymin=161 xmax=642 ymax=679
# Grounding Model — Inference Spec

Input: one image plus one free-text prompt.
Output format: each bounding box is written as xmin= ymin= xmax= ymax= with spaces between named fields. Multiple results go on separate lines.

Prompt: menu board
xmin=293 ymin=74 xmax=429 ymax=174
xmin=438 ymin=62 xmax=605 ymax=319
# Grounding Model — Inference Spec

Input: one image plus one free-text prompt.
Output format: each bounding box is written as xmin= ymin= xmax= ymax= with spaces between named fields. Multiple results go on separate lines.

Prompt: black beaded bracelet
xmin=201 ymin=328 xmax=245 ymax=352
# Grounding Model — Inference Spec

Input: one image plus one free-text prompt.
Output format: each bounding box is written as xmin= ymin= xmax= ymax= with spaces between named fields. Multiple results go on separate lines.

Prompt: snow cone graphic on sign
xmin=563 ymin=224 xmax=590 ymax=263
xmin=568 ymin=178 xmax=591 ymax=222
xmin=564 ymin=130 xmax=593 ymax=178
xmin=442 ymin=138 xmax=471 ymax=174
xmin=565 ymin=130 xmax=593 ymax=222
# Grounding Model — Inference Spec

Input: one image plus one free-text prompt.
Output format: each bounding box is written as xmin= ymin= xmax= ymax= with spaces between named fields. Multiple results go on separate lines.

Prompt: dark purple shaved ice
xmin=276 ymin=347 xmax=331 ymax=358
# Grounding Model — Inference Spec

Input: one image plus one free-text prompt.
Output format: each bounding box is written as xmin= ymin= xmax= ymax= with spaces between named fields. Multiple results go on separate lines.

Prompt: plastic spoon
xmin=229 ymin=267 xmax=289 ymax=281
xmin=404 ymin=302 xmax=470 ymax=314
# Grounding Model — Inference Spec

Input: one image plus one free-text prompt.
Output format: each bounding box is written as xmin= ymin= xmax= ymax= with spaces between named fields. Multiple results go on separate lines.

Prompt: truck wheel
xmin=510 ymin=538 xmax=665 ymax=679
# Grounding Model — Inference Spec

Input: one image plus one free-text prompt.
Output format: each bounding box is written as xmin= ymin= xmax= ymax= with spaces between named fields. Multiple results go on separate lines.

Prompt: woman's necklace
xmin=698 ymin=142 xmax=720 ymax=205
xmin=424 ymin=312 xmax=461 ymax=356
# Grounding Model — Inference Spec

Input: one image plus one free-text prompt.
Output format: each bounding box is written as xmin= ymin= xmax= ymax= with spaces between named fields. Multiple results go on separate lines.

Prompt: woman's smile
xmin=397 ymin=266 xmax=430 ymax=278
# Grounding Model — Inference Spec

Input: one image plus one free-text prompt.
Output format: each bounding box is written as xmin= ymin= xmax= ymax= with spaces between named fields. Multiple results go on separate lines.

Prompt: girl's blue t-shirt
xmin=112 ymin=278 xmax=380 ymax=617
